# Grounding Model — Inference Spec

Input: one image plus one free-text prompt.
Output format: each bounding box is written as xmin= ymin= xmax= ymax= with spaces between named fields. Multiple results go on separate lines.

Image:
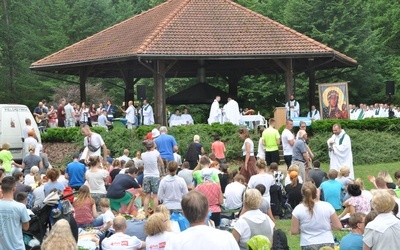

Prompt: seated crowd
xmin=2 ymin=132 xmax=400 ymax=250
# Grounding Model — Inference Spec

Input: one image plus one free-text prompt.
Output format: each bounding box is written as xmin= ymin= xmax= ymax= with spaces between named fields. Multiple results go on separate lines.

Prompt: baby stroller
xmin=23 ymin=190 xmax=78 ymax=249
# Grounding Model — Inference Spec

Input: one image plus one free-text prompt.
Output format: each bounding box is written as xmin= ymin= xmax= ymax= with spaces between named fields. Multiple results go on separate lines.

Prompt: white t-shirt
xmin=242 ymin=138 xmax=254 ymax=156
xmin=165 ymin=225 xmax=239 ymax=250
xmin=292 ymin=201 xmax=336 ymax=246
xmin=24 ymin=175 xmax=35 ymax=186
xmin=84 ymin=133 xmax=105 ymax=156
xmin=281 ymin=129 xmax=294 ymax=155
xmin=233 ymin=209 xmax=274 ymax=246
xmin=256 ymin=138 xmax=265 ymax=159
xmin=102 ymin=232 xmax=143 ymax=250
xmin=85 ymin=169 xmax=109 ymax=193
xmin=22 ymin=125 xmax=33 ymax=139
xmin=57 ymin=175 xmax=69 ymax=187
xmin=146 ymin=231 xmax=174 ymax=250
xmin=125 ymin=105 xmax=136 ymax=124
xmin=142 ymin=150 xmax=160 ymax=178
xmin=224 ymin=182 xmax=246 ymax=210
xmin=248 ymin=173 xmax=275 ymax=202
xmin=103 ymin=209 xmax=115 ymax=229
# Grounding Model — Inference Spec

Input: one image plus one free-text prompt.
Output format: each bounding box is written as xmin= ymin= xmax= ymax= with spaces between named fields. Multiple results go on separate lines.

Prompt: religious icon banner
xmin=318 ymin=82 xmax=349 ymax=120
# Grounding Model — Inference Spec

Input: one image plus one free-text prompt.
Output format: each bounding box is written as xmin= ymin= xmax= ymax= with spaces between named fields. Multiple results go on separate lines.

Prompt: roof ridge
xmin=224 ymin=0 xmax=339 ymax=55
xmin=138 ymin=0 xmax=191 ymax=54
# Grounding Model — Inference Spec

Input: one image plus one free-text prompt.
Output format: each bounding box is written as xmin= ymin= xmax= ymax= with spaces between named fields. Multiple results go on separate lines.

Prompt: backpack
xmin=272 ymin=229 xmax=289 ymax=250
xmin=280 ymin=202 xmax=293 ymax=220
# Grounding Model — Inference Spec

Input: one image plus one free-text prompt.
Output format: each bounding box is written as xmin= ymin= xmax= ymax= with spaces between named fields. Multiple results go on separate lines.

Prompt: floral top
xmin=349 ymin=195 xmax=371 ymax=214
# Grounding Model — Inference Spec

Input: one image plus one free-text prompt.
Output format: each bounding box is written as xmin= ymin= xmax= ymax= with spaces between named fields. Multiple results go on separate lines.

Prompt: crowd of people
xmin=2 ymin=100 xmax=400 ymax=249
xmin=32 ymin=98 xmax=158 ymax=130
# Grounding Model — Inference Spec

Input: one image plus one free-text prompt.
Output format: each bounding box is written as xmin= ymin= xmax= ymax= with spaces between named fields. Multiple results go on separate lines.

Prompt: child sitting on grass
xmin=92 ymin=198 xmax=115 ymax=245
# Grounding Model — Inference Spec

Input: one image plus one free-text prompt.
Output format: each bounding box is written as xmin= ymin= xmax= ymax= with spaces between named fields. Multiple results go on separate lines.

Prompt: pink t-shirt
xmin=196 ymin=183 xmax=221 ymax=213
xmin=73 ymin=199 xmax=95 ymax=225
xmin=212 ymin=141 xmax=226 ymax=159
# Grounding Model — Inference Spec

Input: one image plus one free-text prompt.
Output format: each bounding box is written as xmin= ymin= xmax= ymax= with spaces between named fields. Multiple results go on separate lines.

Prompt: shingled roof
xmin=31 ymin=0 xmax=357 ymax=69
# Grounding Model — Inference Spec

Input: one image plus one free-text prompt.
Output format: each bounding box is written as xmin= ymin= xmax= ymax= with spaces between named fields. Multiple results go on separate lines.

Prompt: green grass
xmin=273 ymin=162 xmax=400 ymax=249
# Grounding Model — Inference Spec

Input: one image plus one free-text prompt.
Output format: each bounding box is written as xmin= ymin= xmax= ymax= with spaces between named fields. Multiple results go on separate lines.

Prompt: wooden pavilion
xmin=30 ymin=0 xmax=357 ymax=125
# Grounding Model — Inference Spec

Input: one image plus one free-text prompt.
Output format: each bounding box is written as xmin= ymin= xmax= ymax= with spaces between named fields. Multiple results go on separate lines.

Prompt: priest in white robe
xmin=181 ymin=108 xmax=194 ymax=125
xmin=307 ymin=105 xmax=320 ymax=121
xmin=224 ymin=98 xmax=241 ymax=125
xmin=169 ymin=109 xmax=182 ymax=126
xmin=327 ymin=123 xmax=354 ymax=179
xmin=285 ymin=94 xmax=300 ymax=119
xmin=141 ymin=100 xmax=154 ymax=125
xmin=208 ymin=96 xmax=221 ymax=124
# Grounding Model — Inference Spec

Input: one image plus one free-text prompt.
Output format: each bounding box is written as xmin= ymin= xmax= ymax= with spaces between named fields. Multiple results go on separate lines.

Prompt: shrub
xmin=310 ymin=118 xmax=400 ymax=133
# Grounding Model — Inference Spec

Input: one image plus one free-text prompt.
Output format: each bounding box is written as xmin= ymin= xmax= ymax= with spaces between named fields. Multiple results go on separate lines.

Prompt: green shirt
xmin=262 ymin=127 xmax=280 ymax=152
xmin=193 ymin=169 xmax=220 ymax=186
xmin=0 ymin=150 xmax=13 ymax=172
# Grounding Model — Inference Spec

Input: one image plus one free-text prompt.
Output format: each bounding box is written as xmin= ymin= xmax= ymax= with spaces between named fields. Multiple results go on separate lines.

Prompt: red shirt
xmin=73 ymin=199 xmax=95 ymax=225
xmin=212 ymin=141 xmax=226 ymax=159
xmin=196 ymin=182 xmax=222 ymax=213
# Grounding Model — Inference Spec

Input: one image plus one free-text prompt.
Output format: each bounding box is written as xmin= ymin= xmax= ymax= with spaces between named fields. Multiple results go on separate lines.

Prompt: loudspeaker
xmin=137 ymin=85 xmax=146 ymax=100
xmin=386 ymin=81 xmax=395 ymax=96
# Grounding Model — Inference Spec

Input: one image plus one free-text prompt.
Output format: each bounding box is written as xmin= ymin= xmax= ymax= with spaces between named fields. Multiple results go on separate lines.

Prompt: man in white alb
xmin=307 ymin=105 xmax=320 ymax=121
xmin=169 ymin=109 xmax=182 ymax=126
xmin=208 ymin=96 xmax=221 ymax=124
xmin=181 ymin=108 xmax=194 ymax=125
xmin=285 ymin=94 xmax=300 ymax=119
xmin=224 ymin=98 xmax=241 ymax=125
xmin=327 ymin=123 xmax=354 ymax=179
xmin=119 ymin=100 xmax=136 ymax=129
xmin=141 ymin=99 xmax=154 ymax=125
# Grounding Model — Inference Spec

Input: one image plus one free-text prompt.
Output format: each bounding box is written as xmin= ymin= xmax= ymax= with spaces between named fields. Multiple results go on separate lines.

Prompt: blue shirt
xmin=44 ymin=181 xmax=65 ymax=196
xmin=66 ymin=161 xmax=86 ymax=187
xmin=0 ymin=200 xmax=31 ymax=250
xmin=340 ymin=232 xmax=363 ymax=250
xmin=155 ymin=134 xmax=177 ymax=161
xmin=320 ymin=179 xmax=344 ymax=210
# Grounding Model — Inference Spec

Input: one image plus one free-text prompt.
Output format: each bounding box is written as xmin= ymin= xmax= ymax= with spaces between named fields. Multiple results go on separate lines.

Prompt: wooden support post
xmin=153 ymin=60 xmax=167 ymax=125
xmin=79 ymin=68 xmax=90 ymax=104
xmin=285 ymin=58 xmax=294 ymax=102
xmin=308 ymin=66 xmax=316 ymax=111
xmin=121 ymin=69 xmax=135 ymax=108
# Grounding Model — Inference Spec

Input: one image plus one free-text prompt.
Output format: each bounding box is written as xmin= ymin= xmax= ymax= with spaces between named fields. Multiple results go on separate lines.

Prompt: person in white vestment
xmin=224 ymin=98 xmax=241 ymax=125
xmin=181 ymin=108 xmax=194 ymax=125
xmin=327 ymin=124 xmax=354 ymax=179
xmin=141 ymin=99 xmax=154 ymax=125
xmin=169 ymin=109 xmax=182 ymax=126
xmin=285 ymin=94 xmax=300 ymax=119
xmin=208 ymin=96 xmax=221 ymax=124
xmin=307 ymin=105 xmax=320 ymax=121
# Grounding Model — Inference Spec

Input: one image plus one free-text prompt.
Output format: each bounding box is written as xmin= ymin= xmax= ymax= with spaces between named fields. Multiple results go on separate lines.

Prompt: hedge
xmin=310 ymin=118 xmax=400 ymax=133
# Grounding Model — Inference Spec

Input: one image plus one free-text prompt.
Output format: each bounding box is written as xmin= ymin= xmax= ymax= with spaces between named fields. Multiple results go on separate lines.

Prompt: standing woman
xmin=80 ymin=102 xmax=90 ymax=124
xmin=47 ymin=105 xmax=58 ymax=128
xmin=85 ymin=156 xmax=109 ymax=212
xmin=238 ymin=128 xmax=257 ymax=183
xmin=89 ymin=103 xmax=98 ymax=125
xmin=291 ymin=181 xmax=342 ymax=249
xmin=185 ymin=135 xmax=205 ymax=170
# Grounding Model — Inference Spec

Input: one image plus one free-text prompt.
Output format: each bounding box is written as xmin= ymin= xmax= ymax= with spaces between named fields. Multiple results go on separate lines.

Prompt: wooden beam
xmin=307 ymin=60 xmax=316 ymax=110
xmin=153 ymin=60 xmax=167 ymax=125
xmin=79 ymin=67 xmax=91 ymax=104
xmin=120 ymin=69 xmax=135 ymax=108
xmin=284 ymin=59 xmax=294 ymax=101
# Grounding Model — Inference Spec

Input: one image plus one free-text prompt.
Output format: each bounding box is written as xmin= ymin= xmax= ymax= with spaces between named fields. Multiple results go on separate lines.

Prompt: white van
xmin=0 ymin=104 xmax=42 ymax=162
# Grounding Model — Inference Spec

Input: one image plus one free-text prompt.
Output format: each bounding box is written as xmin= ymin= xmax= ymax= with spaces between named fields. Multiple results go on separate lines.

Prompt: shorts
xmin=143 ymin=176 xmax=160 ymax=194
xmin=109 ymin=192 xmax=133 ymax=211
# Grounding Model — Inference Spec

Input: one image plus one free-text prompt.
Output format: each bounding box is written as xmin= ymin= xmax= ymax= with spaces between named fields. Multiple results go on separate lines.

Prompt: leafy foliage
xmin=310 ymin=118 xmax=400 ymax=133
